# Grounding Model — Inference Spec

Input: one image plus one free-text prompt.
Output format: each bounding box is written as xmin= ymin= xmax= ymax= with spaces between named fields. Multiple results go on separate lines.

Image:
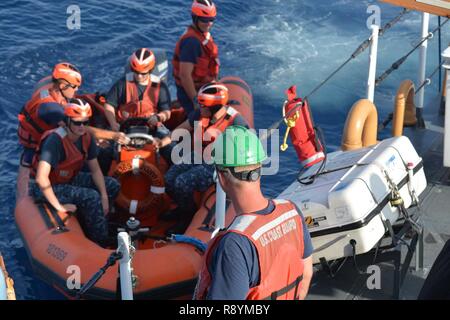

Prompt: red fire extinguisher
xmin=281 ymin=85 xmax=325 ymax=168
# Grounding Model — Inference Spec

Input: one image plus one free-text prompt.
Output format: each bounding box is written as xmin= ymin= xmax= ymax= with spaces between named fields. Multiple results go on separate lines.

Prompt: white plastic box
xmin=278 ymin=136 xmax=427 ymax=264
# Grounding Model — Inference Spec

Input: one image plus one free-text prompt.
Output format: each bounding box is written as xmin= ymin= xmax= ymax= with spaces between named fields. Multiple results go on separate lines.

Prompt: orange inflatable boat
xmin=15 ymin=76 xmax=254 ymax=299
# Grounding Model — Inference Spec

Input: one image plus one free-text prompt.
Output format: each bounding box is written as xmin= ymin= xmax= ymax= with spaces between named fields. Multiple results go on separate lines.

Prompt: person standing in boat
xmin=16 ymin=62 xmax=128 ymax=198
xmin=103 ymin=48 xmax=175 ymax=164
xmin=29 ymin=99 xmax=120 ymax=247
xmin=194 ymin=126 xmax=314 ymax=300
xmin=172 ymin=0 xmax=220 ymax=117
xmin=162 ymin=82 xmax=248 ymax=235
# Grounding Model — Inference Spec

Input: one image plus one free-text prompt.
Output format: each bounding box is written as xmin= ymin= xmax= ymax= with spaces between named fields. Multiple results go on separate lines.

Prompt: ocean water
xmin=0 ymin=0 xmax=448 ymax=299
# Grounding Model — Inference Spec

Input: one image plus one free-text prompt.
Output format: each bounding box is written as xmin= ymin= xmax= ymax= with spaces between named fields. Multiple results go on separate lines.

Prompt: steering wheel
xmin=123 ymin=132 xmax=155 ymax=150
xmin=119 ymin=117 xmax=151 ymax=133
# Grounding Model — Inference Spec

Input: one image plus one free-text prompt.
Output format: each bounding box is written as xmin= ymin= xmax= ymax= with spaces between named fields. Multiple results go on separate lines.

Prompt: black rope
xmin=378 ymin=8 xmax=410 ymax=36
xmin=376 ymin=18 xmax=449 ymax=87
xmin=378 ymin=112 xmax=394 ymax=132
xmin=260 ymin=9 xmax=412 ymax=140
xmin=350 ymin=239 xmax=365 ymax=274
xmin=415 ymin=61 xmax=445 ymax=94
xmin=297 ymin=125 xmax=327 ymax=185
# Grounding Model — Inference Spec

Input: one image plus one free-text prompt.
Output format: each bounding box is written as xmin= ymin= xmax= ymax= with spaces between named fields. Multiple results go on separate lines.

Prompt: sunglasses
xmin=71 ymin=119 xmax=89 ymax=126
xmin=134 ymin=71 xmax=150 ymax=76
xmin=61 ymin=82 xmax=78 ymax=90
xmin=198 ymin=17 xmax=215 ymax=23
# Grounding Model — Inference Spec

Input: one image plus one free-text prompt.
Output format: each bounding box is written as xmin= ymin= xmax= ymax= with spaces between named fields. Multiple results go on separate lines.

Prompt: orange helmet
xmin=129 ymin=48 xmax=156 ymax=73
xmin=52 ymin=62 xmax=82 ymax=86
xmin=64 ymin=98 xmax=92 ymax=118
xmin=191 ymin=0 xmax=217 ymax=18
xmin=197 ymin=82 xmax=228 ymax=107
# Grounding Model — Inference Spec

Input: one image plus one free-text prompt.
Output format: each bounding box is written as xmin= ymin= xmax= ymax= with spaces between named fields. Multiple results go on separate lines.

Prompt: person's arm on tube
xmin=35 ymin=160 xmax=76 ymax=213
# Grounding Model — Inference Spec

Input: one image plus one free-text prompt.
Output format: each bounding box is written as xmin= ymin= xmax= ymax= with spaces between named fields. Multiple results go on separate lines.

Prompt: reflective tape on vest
xmin=226 ymin=107 xmax=238 ymax=117
xmin=202 ymin=32 xmax=211 ymax=46
xmin=228 ymin=215 xmax=257 ymax=233
xmin=132 ymin=158 xmax=140 ymax=174
xmin=251 ymin=209 xmax=298 ymax=241
xmin=129 ymin=200 xmax=138 ymax=214
xmin=40 ymin=89 xmax=50 ymax=99
xmin=150 ymin=74 xmax=161 ymax=83
xmin=150 ymin=186 xmax=165 ymax=194
xmin=157 ymin=61 xmax=168 ymax=72
xmin=273 ymin=199 xmax=289 ymax=205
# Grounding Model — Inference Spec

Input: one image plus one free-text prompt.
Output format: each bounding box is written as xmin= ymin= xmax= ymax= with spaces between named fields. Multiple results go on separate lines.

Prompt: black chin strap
xmin=192 ymin=17 xmax=201 ymax=32
xmin=66 ymin=119 xmax=74 ymax=135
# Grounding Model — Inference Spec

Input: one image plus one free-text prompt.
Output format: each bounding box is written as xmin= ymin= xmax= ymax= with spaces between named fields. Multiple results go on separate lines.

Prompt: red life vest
xmin=31 ymin=127 xmax=92 ymax=185
xmin=194 ymin=106 xmax=239 ymax=149
xmin=116 ymin=73 xmax=160 ymax=123
xmin=195 ymin=199 xmax=305 ymax=300
xmin=18 ymin=76 xmax=67 ymax=149
xmin=173 ymin=26 xmax=220 ymax=90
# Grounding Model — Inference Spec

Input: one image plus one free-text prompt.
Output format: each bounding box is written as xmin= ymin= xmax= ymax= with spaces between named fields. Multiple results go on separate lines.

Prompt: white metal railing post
xmin=367 ymin=24 xmax=379 ymax=103
xmin=214 ymin=170 xmax=226 ymax=238
xmin=417 ymin=13 xmax=430 ymax=114
xmin=442 ymin=46 xmax=450 ymax=167
xmin=117 ymin=232 xmax=134 ymax=300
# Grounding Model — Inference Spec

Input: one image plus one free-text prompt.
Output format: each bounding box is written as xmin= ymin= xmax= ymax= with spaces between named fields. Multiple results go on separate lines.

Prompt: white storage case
xmin=278 ymin=136 xmax=426 ymax=264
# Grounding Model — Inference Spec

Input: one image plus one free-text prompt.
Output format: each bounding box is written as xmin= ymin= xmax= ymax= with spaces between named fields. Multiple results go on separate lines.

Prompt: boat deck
xmin=307 ymin=94 xmax=450 ymax=300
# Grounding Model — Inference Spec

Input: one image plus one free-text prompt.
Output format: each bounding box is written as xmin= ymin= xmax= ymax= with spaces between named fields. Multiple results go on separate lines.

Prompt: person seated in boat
xmin=28 ymin=99 xmax=120 ymax=247
xmin=162 ymin=82 xmax=249 ymax=235
xmin=103 ymin=48 xmax=175 ymax=164
xmin=17 ymin=62 xmax=128 ymax=199
xmin=194 ymin=126 xmax=314 ymax=300
xmin=172 ymin=0 xmax=219 ymax=117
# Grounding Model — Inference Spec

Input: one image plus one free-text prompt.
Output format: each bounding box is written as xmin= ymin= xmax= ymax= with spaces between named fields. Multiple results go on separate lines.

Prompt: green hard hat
xmin=213 ymin=125 xmax=267 ymax=167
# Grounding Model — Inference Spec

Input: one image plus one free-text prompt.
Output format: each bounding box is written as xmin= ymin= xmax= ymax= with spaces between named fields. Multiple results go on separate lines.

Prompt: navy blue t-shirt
xmin=106 ymin=77 xmax=171 ymax=112
xmin=175 ymin=36 xmax=205 ymax=115
xmin=206 ymin=200 xmax=314 ymax=300
xmin=179 ymin=37 xmax=203 ymax=64
xmin=39 ymin=131 xmax=98 ymax=169
xmin=37 ymin=102 xmax=65 ymax=126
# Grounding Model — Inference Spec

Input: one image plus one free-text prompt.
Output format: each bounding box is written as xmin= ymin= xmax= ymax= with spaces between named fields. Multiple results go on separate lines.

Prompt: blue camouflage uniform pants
xmin=29 ymin=172 xmax=120 ymax=244
xmin=165 ymin=162 xmax=215 ymax=211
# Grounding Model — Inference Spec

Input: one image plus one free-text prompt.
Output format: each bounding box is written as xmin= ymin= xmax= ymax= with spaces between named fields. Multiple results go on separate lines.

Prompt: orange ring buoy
xmin=392 ymin=79 xmax=417 ymax=137
xmin=341 ymin=99 xmax=378 ymax=151
xmin=113 ymin=158 xmax=165 ymax=214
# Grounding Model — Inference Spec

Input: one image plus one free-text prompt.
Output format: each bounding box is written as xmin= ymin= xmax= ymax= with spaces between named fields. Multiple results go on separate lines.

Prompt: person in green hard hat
xmin=194 ymin=125 xmax=314 ymax=300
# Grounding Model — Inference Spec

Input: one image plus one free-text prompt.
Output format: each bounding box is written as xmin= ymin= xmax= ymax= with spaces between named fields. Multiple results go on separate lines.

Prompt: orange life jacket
xmin=194 ymin=106 xmax=239 ymax=148
xmin=173 ymin=26 xmax=220 ymax=90
xmin=18 ymin=76 xmax=67 ymax=149
xmin=116 ymin=73 xmax=160 ymax=123
xmin=195 ymin=199 xmax=305 ymax=300
xmin=31 ymin=127 xmax=92 ymax=185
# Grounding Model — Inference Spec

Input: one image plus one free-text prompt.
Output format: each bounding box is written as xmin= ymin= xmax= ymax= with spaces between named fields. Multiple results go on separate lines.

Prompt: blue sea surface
xmin=0 ymin=0 xmax=448 ymax=299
